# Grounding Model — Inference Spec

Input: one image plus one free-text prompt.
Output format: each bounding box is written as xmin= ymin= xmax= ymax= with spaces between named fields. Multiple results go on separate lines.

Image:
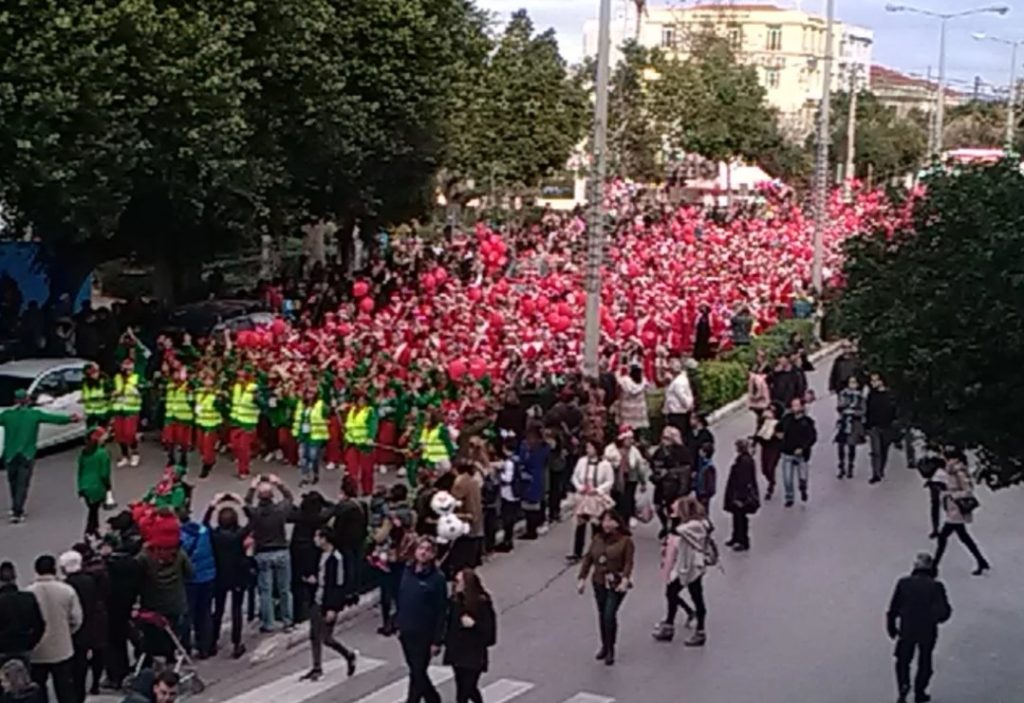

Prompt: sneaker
xmin=298 ymin=668 xmax=322 ymax=682
xmin=325 ymin=463 xmax=337 ymax=471
xmin=868 ymin=476 xmax=881 ymax=484
xmin=346 ymin=651 xmax=357 ymax=676
xmin=263 ymin=453 xmax=275 ymax=463
xmin=684 ymin=630 xmax=706 ymax=647
xmin=537 ymin=525 xmax=550 ymax=536
xmin=652 ymin=623 xmax=675 ymax=642
xmin=116 ymin=457 xmax=129 ymax=468
xmin=130 ymin=454 xmax=141 ymax=467
xmin=10 ymin=515 xmax=24 ymax=524
xmin=784 ymin=499 xmax=794 ymax=508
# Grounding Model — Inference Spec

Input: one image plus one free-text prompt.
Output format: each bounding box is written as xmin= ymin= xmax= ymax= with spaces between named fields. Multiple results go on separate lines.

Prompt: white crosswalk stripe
xmin=559 ymin=694 xmax=616 ymax=703
xmin=351 ymin=666 xmax=453 ymax=703
xmin=481 ymin=678 xmax=534 ymax=702
xmin=218 ymin=655 xmax=387 ymax=703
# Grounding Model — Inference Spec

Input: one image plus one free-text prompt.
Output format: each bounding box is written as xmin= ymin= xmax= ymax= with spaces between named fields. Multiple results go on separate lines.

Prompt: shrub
xmin=695 ymin=361 xmax=748 ymax=414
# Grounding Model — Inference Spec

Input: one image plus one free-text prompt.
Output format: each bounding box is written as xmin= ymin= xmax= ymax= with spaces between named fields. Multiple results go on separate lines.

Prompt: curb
xmin=705 ymin=340 xmax=845 ymax=426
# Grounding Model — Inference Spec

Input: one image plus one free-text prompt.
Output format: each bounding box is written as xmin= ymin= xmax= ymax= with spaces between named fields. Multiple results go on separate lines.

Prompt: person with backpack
xmin=653 ymin=496 xmax=711 ymax=647
xmin=933 ymin=449 xmax=990 ymax=576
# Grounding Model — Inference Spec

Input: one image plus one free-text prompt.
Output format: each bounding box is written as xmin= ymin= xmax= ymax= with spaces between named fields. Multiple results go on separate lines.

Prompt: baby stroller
xmin=123 ymin=609 xmax=205 ymax=696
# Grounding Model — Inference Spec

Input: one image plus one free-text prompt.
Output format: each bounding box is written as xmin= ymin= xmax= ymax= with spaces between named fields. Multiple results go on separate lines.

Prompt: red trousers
xmin=230 ymin=426 xmax=256 ymax=477
xmin=112 ymin=415 xmax=139 ymax=447
xmin=344 ymin=446 xmax=375 ymax=496
xmin=278 ymin=428 xmax=299 ymax=466
xmin=161 ymin=422 xmax=192 ymax=450
xmin=325 ymin=416 xmax=344 ymax=465
xmin=196 ymin=429 xmax=219 ymax=467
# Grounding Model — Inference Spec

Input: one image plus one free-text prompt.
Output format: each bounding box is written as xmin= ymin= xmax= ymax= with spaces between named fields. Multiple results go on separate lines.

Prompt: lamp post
xmin=885 ymin=4 xmax=1011 ymax=157
xmin=811 ymin=0 xmax=835 ymax=309
xmin=972 ymin=32 xmax=1022 ymax=150
xmin=583 ymin=0 xmax=612 ymax=380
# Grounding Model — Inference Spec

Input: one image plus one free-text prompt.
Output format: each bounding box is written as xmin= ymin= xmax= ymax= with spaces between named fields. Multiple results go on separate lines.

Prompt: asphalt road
xmin=3 ymin=353 xmax=1022 ymax=703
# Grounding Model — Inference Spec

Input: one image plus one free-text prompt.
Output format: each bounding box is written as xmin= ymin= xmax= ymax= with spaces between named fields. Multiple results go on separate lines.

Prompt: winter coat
xmin=65 ymin=571 xmax=104 ymax=650
xmin=747 ymin=372 xmax=771 ymax=412
xmin=135 ymin=548 xmax=192 ymax=618
xmin=76 ymin=446 xmax=112 ymax=505
xmin=0 ymin=584 xmax=45 ymax=656
xmin=663 ymin=372 xmax=694 ymax=415
xmin=313 ymin=550 xmax=346 ymax=612
xmin=724 ymin=452 xmax=760 ymax=515
xmin=779 ymin=412 xmax=817 ymax=459
xmin=673 ymin=519 xmax=711 ymax=587
xmin=649 ymin=444 xmax=692 ymax=505
xmin=829 ymin=353 xmax=864 ymax=394
xmin=603 ymin=443 xmax=650 ymax=491
xmin=887 ymin=568 xmax=952 ymax=642
xmin=330 ymin=499 xmax=368 ymax=552
xmin=571 ymin=457 xmax=615 ymax=518
xmin=517 ymin=441 xmax=551 ymax=507
xmin=770 ymin=369 xmax=805 ymax=406
xmin=202 ymin=506 xmax=250 ymax=590
xmin=26 ymin=577 xmax=82 ymax=664
xmin=443 ymin=594 xmax=497 ymax=672
xmin=942 ymin=462 xmax=976 ymax=525
xmin=694 ymin=458 xmax=717 ymax=503
xmin=835 ymin=388 xmax=866 ymax=446
xmin=395 ymin=565 xmax=448 ymax=644
xmin=616 ymin=376 xmax=650 ymax=430
xmin=103 ymin=551 xmax=140 ymax=622
xmin=179 ymin=522 xmax=216 ymax=584
xmin=865 ymin=388 xmax=897 ymax=430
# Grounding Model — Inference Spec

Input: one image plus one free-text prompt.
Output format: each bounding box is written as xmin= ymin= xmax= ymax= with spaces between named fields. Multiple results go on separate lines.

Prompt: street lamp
xmin=972 ymin=32 xmax=1022 ymax=151
xmin=885 ymin=3 xmax=1010 ymax=156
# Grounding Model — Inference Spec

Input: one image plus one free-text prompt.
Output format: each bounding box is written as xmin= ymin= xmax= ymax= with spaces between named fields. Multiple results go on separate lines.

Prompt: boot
xmin=604 ymin=646 xmax=615 ymax=666
xmin=684 ymin=630 xmax=706 ymax=647
xmin=652 ymin=623 xmax=675 ymax=642
xmin=594 ymin=645 xmax=608 ymax=661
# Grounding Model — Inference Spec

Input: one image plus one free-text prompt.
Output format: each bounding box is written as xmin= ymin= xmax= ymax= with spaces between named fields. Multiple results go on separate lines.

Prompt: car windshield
xmin=0 ymin=375 xmax=32 ymax=407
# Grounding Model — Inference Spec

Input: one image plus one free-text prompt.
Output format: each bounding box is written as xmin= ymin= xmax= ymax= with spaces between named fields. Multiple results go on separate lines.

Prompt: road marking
xmin=560 ymin=694 xmax=615 ymax=703
xmin=218 ymin=655 xmax=386 ymax=703
xmin=483 ymin=678 xmax=535 ymax=702
xmin=352 ymin=666 xmax=453 ymax=703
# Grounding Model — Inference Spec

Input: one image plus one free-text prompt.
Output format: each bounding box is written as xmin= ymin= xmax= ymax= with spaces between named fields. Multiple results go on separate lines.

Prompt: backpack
xmin=703 ymin=523 xmax=720 ymax=569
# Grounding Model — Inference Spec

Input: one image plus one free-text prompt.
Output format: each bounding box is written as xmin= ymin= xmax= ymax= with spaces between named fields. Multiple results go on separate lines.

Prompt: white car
xmin=0 ymin=358 xmax=89 ymax=454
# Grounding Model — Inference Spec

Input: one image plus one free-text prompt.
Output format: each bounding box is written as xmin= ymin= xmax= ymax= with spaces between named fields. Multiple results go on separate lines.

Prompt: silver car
xmin=0 ymin=358 xmax=89 ymax=453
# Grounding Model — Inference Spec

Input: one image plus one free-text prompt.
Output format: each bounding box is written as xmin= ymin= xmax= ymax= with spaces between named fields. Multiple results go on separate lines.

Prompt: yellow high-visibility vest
xmin=230 ymin=382 xmax=259 ymax=428
xmin=293 ymin=400 xmax=329 ymax=442
xmin=112 ymin=373 xmax=141 ymax=415
xmin=419 ymin=424 xmax=449 ymax=464
xmin=164 ymin=383 xmax=193 ymax=423
xmin=345 ymin=406 xmax=371 ymax=447
xmin=194 ymin=390 xmax=222 ymax=430
xmin=82 ymin=383 xmax=109 ymax=416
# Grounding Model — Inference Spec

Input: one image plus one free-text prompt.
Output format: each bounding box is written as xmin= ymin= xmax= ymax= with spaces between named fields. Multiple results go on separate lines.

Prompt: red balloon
xmin=448 ymin=359 xmax=468 ymax=379
xmin=489 ymin=311 xmax=504 ymax=328
xmin=422 ymin=273 xmax=437 ymax=289
xmin=469 ymin=357 xmax=487 ymax=380
xmin=271 ymin=318 xmax=287 ymax=335
xmin=434 ymin=267 xmax=448 ymax=284
xmin=535 ymin=296 xmax=550 ymax=311
xmin=556 ymin=302 xmax=572 ymax=317
xmin=619 ymin=319 xmax=636 ymax=335
xmin=546 ymin=311 xmax=561 ymax=328
xmin=554 ymin=315 xmax=571 ymax=332
xmin=468 ymin=287 xmax=482 ymax=302
xmin=520 ymin=298 xmax=536 ymax=316
xmin=359 ymin=297 xmax=375 ymax=314
xmin=352 ymin=280 xmax=369 ymax=298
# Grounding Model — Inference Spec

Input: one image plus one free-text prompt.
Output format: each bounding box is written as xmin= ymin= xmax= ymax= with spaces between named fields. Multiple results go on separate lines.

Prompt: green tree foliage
xmin=446 ymin=10 xmax=588 ymax=195
xmin=827 ymin=91 xmax=928 ymax=183
xmin=942 ymin=100 xmax=1024 ymax=152
xmin=839 ymin=161 xmax=1024 ymax=488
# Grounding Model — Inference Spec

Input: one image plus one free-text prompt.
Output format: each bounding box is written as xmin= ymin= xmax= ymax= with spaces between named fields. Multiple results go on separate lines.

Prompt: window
xmin=60 ymin=367 xmax=84 ymax=394
xmin=765 ymin=67 xmax=781 ymax=89
xmin=33 ymin=372 xmax=68 ymax=401
xmin=727 ymin=25 xmax=743 ymax=50
xmin=766 ymin=25 xmax=782 ymax=51
xmin=661 ymin=26 xmax=676 ymax=48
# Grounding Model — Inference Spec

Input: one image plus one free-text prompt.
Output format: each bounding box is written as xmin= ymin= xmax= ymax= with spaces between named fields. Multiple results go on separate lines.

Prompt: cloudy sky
xmin=477 ymin=0 xmax=1023 ymax=94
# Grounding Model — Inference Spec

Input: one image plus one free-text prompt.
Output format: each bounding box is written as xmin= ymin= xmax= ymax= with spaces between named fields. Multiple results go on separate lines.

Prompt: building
xmin=870 ymin=64 xmax=970 ymax=120
xmin=582 ymin=2 xmax=874 ymax=138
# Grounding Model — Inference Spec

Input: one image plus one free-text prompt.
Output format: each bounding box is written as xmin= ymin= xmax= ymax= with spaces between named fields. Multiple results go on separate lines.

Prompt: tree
xmin=942 ymin=100 xmax=1024 ymax=152
xmin=445 ymin=10 xmax=587 ymax=196
xmin=604 ymin=42 xmax=664 ymax=181
xmin=839 ymin=160 xmax=1024 ymax=488
xmin=827 ymin=91 xmax=928 ymax=184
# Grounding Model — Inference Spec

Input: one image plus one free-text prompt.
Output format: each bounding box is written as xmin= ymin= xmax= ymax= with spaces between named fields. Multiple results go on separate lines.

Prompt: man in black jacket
xmin=300 ymin=529 xmax=356 ymax=682
xmin=396 ymin=538 xmax=447 ymax=703
xmin=331 ymin=477 xmax=368 ymax=607
xmin=828 ymin=344 xmax=864 ymax=395
xmin=887 ymin=553 xmax=952 ymax=703
xmin=244 ymin=474 xmax=294 ymax=632
xmin=0 ymin=561 xmax=46 ymax=667
xmin=866 ymin=373 xmax=898 ymax=484
xmin=778 ymin=397 xmax=817 ymax=507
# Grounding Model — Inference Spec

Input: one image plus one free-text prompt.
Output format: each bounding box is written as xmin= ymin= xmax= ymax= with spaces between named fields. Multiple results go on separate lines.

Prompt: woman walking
xmin=301 ymin=529 xmax=356 ymax=682
xmin=835 ymin=376 xmax=866 ymax=479
xmin=577 ymin=510 xmax=634 ymax=666
xmin=934 ymin=449 xmax=990 ymax=576
xmin=724 ymin=439 xmax=760 ymax=552
xmin=755 ymin=402 xmax=783 ymax=500
xmin=654 ymin=496 xmax=710 ymax=646
xmin=567 ymin=440 xmax=615 ymax=563
xmin=443 ymin=569 xmax=497 ymax=703
xmin=604 ymin=426 xmax=650 ymax=523
xmin=76 ymin=429 xmax=112 ymax=539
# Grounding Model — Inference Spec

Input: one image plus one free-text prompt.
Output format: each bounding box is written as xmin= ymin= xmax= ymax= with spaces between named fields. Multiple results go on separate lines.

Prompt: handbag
xmin=954 ymin=495 xmax=980 ymax=515
xmin=635 ymin=487 xmax=655 ymax=524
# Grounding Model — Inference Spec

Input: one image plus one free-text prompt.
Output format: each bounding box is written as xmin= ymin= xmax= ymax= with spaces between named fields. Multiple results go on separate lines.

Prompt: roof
xmin=0 ymin=358 xmax=89 ymax=379
xmin=688 ymin=3 xmax=785 ymax=11
xmin=870 ymin=65 xmax=965 ymax=99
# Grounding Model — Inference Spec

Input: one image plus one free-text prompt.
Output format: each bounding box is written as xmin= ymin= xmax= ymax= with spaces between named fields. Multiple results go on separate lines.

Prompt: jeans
xmin=781 ymin=454 xmax=809 ymax=502
xmin=837 ymin=444 xmax=857 ymax=474
xmin=895 ymin=636 xmax=936 ymax=697
xmin=6 ymin=454 xmax=33 ymax=517
xmin=453 ymin=666 xmax=484 ymax=703
xmin=31 ymin=658 xmax=76 ymax=703
xmin=255 ymin=549 xmax=294 ymax=630
xmin=299 ymin=442 xmax=325 ymax=481
xmin=869 ymin=427 xmax=892 ymax=479
xmin=934 ymin=523 xmax=989 ymax=570
xmin=593 ymin=583 xmax=627 ymax=651
xmin=309 ymin=603 xmax=352 ymax=670
xmin=184 ymin=581 xmax=215 ymax=656
xmin=212 ymin=585 xmax=244 ymax=648
xmin=399 ymin=634 xmax=441 ymax=703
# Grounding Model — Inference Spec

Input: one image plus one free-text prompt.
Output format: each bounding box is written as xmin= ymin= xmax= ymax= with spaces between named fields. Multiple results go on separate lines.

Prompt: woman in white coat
xmin=616 ymin=366 xmax=650 ymax=441
xmin=603 ymin=426 xmax=650 ymax=523
xmin=567 ymin=439 xmax=615 ymax=563
xmin=653 ymin=496 xmax=710 ymax=646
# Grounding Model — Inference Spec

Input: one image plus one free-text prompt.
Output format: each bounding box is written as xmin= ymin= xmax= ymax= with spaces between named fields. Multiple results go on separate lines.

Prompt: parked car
xmin=0 ymin=358 xmax=88 ymax=455
xmin=166 ymin=300 xmax=273 ymax=338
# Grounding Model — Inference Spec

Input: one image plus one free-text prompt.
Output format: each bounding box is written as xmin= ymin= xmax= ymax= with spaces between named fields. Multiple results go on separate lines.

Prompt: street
xmin=2 ymin=353 xmax=1021 ymax=702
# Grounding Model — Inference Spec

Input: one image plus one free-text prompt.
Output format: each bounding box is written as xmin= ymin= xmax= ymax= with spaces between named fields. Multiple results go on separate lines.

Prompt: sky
xmin=476 ymin=0 xmax=1024 ymax=94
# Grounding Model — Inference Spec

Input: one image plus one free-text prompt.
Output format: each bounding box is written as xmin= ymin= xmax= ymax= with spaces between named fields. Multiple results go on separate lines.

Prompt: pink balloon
xmin=352 ymin=280 xmax=369 ymax=298
xmin=619 ymin=319 xmax=636 ymax=335
xmin=469 ymin=357 xmax=487 ymax=380
xmin=556 ymin=302 xmax=572 ymax=317
xmin=359 ymin=297 xmax=375 ymax=314
xmin=270 ymin=318 xmax=287 ymax=335
xmin=468 ymin=287 xmax=482 ymax=302
xmin=434 ymin=267 xmax=448 ymax=284
xmin=448 ymin=359 xmax=468 ymax=379
xmin=422 ymin=273 xmax=437 ymax=289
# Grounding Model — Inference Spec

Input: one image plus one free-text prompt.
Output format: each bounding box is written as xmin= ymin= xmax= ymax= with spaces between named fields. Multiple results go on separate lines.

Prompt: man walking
xmin=300 ymin=529 xmax=356 ymax=682
xmin=778 ymin=397 xmax=817 ymax=507
xmin=887 ymin=553 xmax=952 ymax=703
xmin=396 ymin=537 xmax=447 ymax=703
xmin=0 ymin=561 xmax=46 ymax=668
xmin=865 ymin=373 xmax=897 ymax=484
xmin=26 ymin=555 xmax=82 ymax=703
xmin=0 ymin=389 xmax=79 ymax=523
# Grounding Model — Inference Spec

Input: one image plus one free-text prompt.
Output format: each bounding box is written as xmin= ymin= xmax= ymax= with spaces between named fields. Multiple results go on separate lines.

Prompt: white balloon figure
xmin=431 ymin=490 xmax=470 ymax=544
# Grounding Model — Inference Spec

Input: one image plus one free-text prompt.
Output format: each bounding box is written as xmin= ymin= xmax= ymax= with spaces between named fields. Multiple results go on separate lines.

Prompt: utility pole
xmin=811 ymin=0 xmax=835 ymax=314
xmin=843 ymin=65 xmax=858 ymax=200
xmin=583 ymin=0 xmax=612 ymax=379
xmin=1007 ymin=43 xmax=1019 ymax=150
xmin=934 ymin=15 xmax=948 ymax=156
